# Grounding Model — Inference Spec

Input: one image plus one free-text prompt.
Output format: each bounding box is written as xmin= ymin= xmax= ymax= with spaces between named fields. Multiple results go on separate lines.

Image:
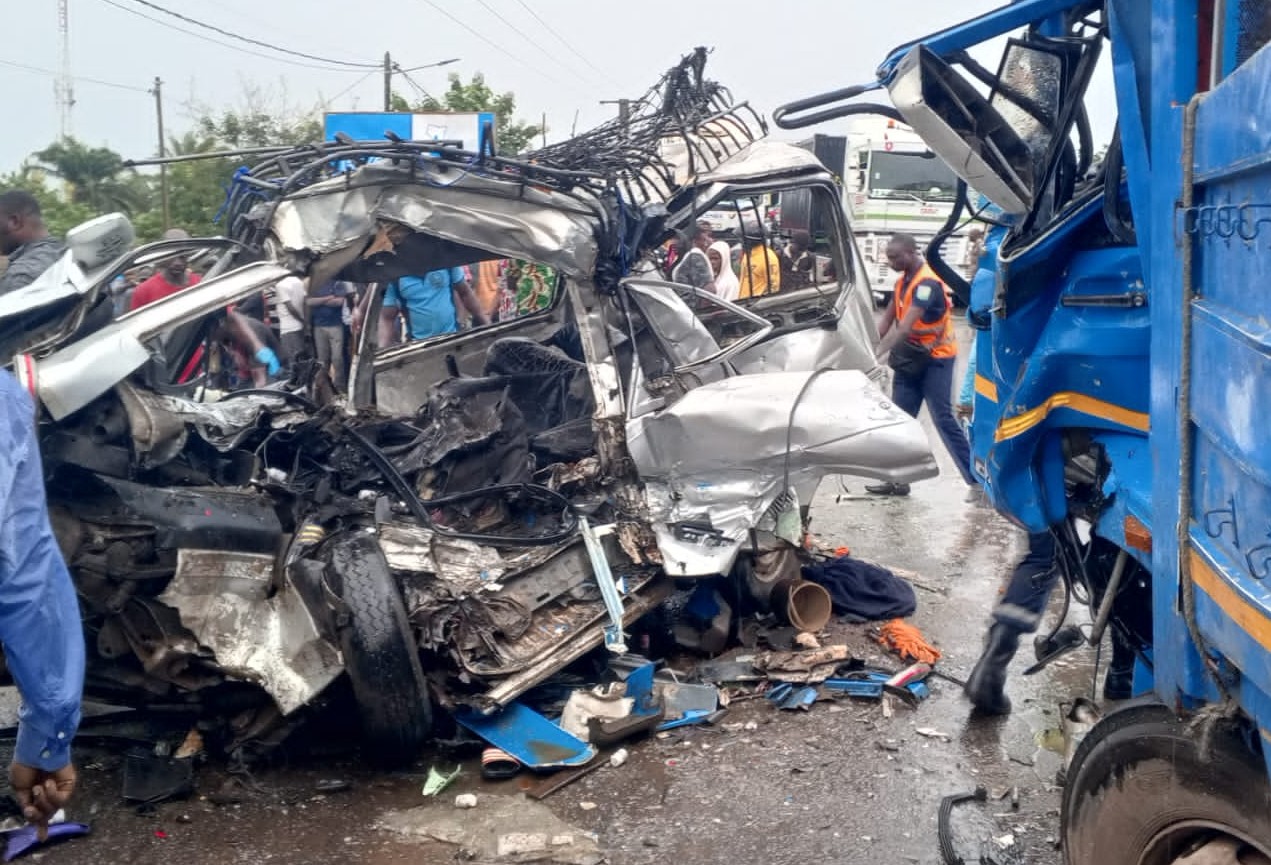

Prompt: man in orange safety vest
xmin=868 ymin=233 xmax=976 ymax=496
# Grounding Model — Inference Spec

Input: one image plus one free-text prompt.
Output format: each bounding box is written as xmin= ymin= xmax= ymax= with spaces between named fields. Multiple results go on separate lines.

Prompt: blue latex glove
xmin=254 ymin=346 xmax=281 ymax=376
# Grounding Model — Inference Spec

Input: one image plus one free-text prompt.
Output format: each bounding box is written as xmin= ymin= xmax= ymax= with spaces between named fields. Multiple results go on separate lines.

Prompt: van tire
xmin=327 ymin=531 xmax=431 ymax=767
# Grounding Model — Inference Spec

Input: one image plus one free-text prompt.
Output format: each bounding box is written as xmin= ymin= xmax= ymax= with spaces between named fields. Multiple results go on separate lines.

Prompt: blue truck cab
xmin=778 ymin=1 xmax=1271 ymax=861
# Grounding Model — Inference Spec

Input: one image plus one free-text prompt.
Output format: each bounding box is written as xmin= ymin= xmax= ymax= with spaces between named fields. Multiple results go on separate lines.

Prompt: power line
xmin=415 ymin=0 xmax=577 ymax=91
xmin=513 ymin=0 xmax=614 ymax=82
xmin=0 ymin=57 xmax=149 ymax=94
xmin=97 ymin=0 xmax=355 ymax=71
xmin=394 ymin=67 xmax=436 ymax=104
xmin=474 ymin=0 xmax=575 ymax=77
xmin=109 ymin=0 xmax=380 ymax=68
xmin=325 ymin=68 xmax=380 ymax=106
xmin=97 ymin=0 xmax=379 ymax=71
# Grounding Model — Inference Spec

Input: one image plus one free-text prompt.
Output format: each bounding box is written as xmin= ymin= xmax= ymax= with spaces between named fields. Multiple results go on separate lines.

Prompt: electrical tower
xmin=56 ymin=0 xmax=74 ymax=137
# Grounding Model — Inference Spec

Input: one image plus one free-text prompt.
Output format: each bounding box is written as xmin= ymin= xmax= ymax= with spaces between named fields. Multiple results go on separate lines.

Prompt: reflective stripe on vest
xmin=893 ymin=262 xmax=957 ymax=360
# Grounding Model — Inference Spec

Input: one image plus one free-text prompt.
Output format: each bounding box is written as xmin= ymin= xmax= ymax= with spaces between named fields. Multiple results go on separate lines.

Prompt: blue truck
xmin=778 ymin=1 xmax=1271 ymax=861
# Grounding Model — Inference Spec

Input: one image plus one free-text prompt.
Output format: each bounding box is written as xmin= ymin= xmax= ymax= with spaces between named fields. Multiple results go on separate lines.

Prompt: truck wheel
xmin=1062 ymin=701 xmax=1271 ymax=865
xmin=327 ymin=532 xmax=431 ymax=767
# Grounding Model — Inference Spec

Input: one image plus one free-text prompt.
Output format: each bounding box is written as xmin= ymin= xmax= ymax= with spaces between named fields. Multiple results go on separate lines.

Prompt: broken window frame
xmin=618 ymin=278 xmax=773 ymax=421
xmin=679 ymin=177 xmax=865 ymax=323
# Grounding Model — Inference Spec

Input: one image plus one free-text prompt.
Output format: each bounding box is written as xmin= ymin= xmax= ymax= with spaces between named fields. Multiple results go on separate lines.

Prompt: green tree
xmin=159 ymin=131 xmax=238 ymax=237
xmin=173 ymin=85 xmax=325 ymax=236
xmin=191 ymin=82 xmax=324 ymax=150
xmin=32 ymin=138 xmax=152 ymax=215
xmin=391 ymin=72 xmax=545 ymax=156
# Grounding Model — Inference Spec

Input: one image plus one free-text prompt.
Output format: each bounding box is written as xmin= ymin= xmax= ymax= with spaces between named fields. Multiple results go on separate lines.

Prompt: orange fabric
xmin=893 ymin=262 xmax=956 ymax=360
xmin=875 ymin=618 xmax=942 ymax=665
xmin=471 ymin=259 xmax=505 ymax=318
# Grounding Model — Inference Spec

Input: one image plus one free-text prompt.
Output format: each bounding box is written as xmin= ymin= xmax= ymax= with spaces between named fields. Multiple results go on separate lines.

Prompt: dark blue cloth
xmin=993 ymin=531 xmax=1061 ymax=632
xmin=0 ymin=371 xmax=85 ymax=770
xmin=310 ymin=280 xmax=348 ymax=329
xmin=911 ymin=277 xmax=948 ymax=324
xmin=892 ymin=356 xmax=977 ymax=486
xmin=802 ymin=555 xmax=916 ymax=621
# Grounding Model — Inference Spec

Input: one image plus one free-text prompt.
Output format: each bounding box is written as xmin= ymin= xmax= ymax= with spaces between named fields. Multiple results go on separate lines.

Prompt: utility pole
xmin=56 ymin=0 xmax=73 ymax=137
xmin=151 ymin=76 xmax=170 ymax=230
xmin=541 ymin=113 xmax=547 ymax=148
xmin=600 ymin=98 xmax=632 ymax=138
xmin=383 ymin=51 xmax=392 ymax=111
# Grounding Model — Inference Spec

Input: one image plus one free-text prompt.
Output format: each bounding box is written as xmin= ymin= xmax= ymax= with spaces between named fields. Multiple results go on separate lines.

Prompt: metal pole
xmin=600 ymin=99 xmax=633 ymax=139
xmin=383 ymin=51 xmax=392 ymax=111
xmin=152 ymin=76 xmax=170 ymax=230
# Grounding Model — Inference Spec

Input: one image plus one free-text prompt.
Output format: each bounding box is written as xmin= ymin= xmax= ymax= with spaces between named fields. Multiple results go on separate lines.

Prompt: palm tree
xmin=33 ymin=138 xmax=151 ymax=215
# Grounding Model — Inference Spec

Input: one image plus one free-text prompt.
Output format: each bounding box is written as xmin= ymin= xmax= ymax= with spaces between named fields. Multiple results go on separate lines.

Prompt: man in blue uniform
xmin=0 ymin=371 xmax=86 ymax=836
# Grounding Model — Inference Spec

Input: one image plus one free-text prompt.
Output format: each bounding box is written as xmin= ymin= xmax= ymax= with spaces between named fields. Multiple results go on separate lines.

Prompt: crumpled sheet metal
xmin=0 ymin=251 xmax=89 ymax=321
xmin=697 ymin=141 xmax=829 ymax=187
xmin=626 ymin=370 xmax=938 ymax=574
xmin=732 ymin=285 xmax=881 ymax=379
xmin=115 ymin=382 xmax=307 ymax=466
xmin=267 ymin=162 xmax=601 ymax=281
xmin=157 ymin=549 xmax=342 ymax=715
xmin=378 ymin=522 xmax=507 ymax=589
xmin=31 ymin=262 xmax=291 ymax=420
xmin=150 ymin=392 xmax=308 ymax=452
xmin=114 ymin=380 xmax=188 ymax=470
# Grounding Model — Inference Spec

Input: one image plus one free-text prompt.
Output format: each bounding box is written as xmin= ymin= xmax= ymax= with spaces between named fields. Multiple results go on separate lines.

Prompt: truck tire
xmin=327 ymin=532 xmax=431 ymax=767
xmin=1062 ymin=701 xmax=1271 ymax=864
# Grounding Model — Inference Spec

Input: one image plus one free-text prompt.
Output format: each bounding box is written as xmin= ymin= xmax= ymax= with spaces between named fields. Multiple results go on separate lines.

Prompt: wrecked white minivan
xmin=8 ymin=50 xmax=936 ymax=764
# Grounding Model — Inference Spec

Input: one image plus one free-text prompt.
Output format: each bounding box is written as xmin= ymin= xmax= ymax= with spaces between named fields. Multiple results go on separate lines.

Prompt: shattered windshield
xmin=867 ymin=151 xmax=958 ymax=201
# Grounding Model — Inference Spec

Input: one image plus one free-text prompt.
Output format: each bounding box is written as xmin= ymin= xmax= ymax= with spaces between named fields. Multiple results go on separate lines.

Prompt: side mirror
xmin=66 ymin=213 xmax=134 ymax=276
xmin=886 ymin=45 xmax=1034 ymax=215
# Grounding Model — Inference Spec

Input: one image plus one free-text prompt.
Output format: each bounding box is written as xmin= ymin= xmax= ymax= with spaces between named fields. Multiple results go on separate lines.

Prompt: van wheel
xmin=327 ymin=532 xmax=431 ymax=767
xmin=1062 ymin=702 xmax=1271 ymax=864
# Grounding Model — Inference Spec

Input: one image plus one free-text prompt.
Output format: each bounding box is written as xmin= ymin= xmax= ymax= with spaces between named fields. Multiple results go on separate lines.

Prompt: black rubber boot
xmin=865 ymin=481 xmax=911 ymax=496
xmin=965 ymin=622 xmax=1022 ymax=715
xmin=1102 ymin=632 xmax=1136 ymax=700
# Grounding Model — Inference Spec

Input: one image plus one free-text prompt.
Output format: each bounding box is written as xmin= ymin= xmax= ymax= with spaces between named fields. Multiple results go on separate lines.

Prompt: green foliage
xmin=32 ymin=138 xmax=153 ymax=216
xmin=0 ymin=166 xmax=99 ymax=238
xmin=159 ymin=131 xmax=237 ymax=238
xmin=392 ymin=72 xmax=545 ymax=156
xmin=2 ymin=75 xmax=543 ymax=245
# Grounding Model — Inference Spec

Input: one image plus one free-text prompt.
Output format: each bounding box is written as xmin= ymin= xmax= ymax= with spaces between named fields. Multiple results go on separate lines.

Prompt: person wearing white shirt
xmin=273 ymin=275 xmax=308 ymax=367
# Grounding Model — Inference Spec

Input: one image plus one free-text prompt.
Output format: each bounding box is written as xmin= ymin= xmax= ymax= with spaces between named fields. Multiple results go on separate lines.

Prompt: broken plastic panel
xmin=455 ymin=702 xmax=596 ymax=770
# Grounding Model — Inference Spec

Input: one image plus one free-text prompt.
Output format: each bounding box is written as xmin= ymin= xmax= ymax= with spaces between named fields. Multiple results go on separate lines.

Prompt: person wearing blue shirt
xmin=0 ymin=370 xmax=85 ymax=837
xmin=379 ymin=267 xmax=490 ymax=344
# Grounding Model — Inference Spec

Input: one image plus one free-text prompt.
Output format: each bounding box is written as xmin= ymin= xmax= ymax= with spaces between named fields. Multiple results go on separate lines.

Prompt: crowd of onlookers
xmin=663 ymin=217 xmax=819 ymax=299
xmin=105 ymin=218 xmax=823 ymax=393
xmin=102 ymin=232 xmax=564 ymax=393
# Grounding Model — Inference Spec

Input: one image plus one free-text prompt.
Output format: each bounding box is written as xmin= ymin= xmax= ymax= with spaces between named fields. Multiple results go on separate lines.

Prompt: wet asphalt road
xmin=4 ymin=337 xmax=1103 ymax=865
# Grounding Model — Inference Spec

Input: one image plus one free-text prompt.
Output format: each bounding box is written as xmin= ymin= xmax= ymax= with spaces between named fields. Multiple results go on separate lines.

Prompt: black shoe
xmin=965 ymin=623 xmax=1022 ymax=715
xmin=865 ymin=482 xmax=911 ymax=496
xmin=1103 ymin=633 xmax=1136 ymax=700
xmin=1102 ymin=669 xmax=1133 ymax=701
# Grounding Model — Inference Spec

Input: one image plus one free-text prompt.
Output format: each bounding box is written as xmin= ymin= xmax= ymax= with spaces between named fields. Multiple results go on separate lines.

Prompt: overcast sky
xmin=4 ymin=0 xmax=1116 ymax=171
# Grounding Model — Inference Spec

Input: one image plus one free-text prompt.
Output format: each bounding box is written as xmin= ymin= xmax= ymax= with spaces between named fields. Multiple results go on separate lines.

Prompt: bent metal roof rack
xmin=128 ymin=48 xmax=765 ymax=271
